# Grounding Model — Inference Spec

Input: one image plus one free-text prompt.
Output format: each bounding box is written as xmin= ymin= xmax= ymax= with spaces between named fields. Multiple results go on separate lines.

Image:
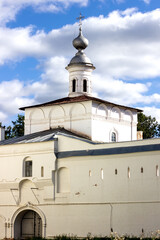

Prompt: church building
xmin=0 ymin=17 xmax=160 ymax=239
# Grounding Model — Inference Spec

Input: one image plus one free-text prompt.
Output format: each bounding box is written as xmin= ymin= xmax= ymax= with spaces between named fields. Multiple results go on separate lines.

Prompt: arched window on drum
xmin=72 ymin=79 xmax=76 ymax=92
xmin=83 ymin=79 xmax=87 ymax=92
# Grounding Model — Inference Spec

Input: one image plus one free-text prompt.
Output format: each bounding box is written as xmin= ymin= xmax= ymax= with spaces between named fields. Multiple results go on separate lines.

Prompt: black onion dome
xmin=72 ymin=29 xmax=89 ymax=51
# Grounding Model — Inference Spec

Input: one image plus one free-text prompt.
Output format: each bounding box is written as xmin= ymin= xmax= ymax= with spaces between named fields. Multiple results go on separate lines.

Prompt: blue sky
xmin=0 ymin=0 xmax=160 ymax=125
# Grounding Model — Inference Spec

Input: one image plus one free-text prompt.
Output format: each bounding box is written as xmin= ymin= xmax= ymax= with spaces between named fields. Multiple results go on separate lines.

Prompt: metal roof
xmin=0 ymin=128 xmax=90 ymax=146
xmin=19 ymin=95 xmax=142 ymax=112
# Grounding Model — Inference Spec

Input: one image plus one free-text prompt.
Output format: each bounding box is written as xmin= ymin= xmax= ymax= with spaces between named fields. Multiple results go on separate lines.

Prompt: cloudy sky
xmin=0 ymin=0 xmax=160 ymax=125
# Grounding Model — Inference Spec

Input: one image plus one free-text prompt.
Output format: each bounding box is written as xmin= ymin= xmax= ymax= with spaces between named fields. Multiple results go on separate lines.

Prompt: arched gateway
xmin=14 ymin=210 xmax=42 ymax=239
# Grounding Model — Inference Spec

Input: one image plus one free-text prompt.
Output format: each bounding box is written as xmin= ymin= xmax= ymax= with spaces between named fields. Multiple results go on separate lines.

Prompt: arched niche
xmin=29 ymin=108 xmax=45 ymax=120
xmin=19 ymin=179 xmax=37 ymax=205
xmin=124 ymin=109 xmax=133 ymax=122
xmin=57 ymin=167 xmax=70 ymax=193
xmin=49 ymin=105 xmax=65 ymax=120
xmin=96 ymin=104 xmax=108 ymax=117
xmin=111 ymin=107 xmax=121 ymax=121
xmin=70 ymin=103 xmax=86 ymax=117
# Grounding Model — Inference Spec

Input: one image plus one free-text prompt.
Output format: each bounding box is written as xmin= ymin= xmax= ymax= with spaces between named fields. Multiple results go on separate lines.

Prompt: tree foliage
xmin=137 ymin=112 xmax=160 ymax=139
xmin=5 ymin=114 xmax=24 ymax=139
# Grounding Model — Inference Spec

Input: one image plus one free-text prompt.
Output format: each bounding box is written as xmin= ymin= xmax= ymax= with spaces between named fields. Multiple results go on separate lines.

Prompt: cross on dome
xmin=76 ymin=13 xmax=85 ymax=31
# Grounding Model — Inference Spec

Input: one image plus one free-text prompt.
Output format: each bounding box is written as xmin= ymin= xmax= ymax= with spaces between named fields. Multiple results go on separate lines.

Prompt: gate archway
xmin=14 ymin=210 xmax=42 ymax=239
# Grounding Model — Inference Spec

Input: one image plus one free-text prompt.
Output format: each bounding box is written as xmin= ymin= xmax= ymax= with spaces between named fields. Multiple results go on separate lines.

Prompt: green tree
xmin=5 ymin=114 xmax=24 ymax=139
xmin=5 ymin=125 xmax=13 ymax=139
xmin=137 ymin=112 xmax=159 ymax=139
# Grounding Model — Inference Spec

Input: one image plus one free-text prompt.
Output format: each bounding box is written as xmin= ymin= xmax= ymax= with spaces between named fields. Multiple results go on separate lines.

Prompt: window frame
xmin=72 ymin=79 xmax=76 ymax=92
xmin=111 ymin=132 xmax=117 ymax=142
xmin=24 ymin=160 xmax=32 ymax=177
xmin=83 ymin=79 xmax=87 ymax=92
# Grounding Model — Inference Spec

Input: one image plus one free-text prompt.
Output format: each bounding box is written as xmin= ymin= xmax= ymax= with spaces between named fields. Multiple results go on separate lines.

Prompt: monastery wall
xmin=0 ymin=137 xmax=159 ymax=237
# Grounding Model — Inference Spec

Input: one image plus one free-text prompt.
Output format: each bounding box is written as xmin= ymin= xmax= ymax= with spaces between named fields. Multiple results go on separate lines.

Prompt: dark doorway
xmin=14 ymin=210 xmax=42 ymax=239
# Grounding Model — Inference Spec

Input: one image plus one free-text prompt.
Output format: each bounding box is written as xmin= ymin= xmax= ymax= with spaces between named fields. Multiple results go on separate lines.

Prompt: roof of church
xmin=0 ymin=127 xmax=92 ymax=146
xmin=19 ymin=95 xmax=142 ymax=112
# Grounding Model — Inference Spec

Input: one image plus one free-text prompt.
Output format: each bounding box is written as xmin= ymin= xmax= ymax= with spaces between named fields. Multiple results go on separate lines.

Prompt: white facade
xmin=0 ymin=134 xmax=160 ymax=238
xmin=0 ymin=23 xmax=158 ymax=239
xmin=24 ymin=99 xmax=138 ymax=142
xmin=66 ymin=64 xmax=94 ymax=98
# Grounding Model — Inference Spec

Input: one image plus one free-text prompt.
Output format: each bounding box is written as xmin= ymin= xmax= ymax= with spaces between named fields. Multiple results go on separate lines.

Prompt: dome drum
xmin=66 ymin=21 xmax=95 ymax=97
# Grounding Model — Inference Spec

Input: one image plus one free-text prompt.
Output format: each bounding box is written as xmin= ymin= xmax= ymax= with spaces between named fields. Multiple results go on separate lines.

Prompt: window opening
xmin=83 ymin=79 xmax=87 ymax=92
xmin=115 ymin=169 xmax=118 ymax=175
xmin=156 ymin=165 xmax=159 ymax=177
xmin=111 ymin=132 xmax=116 ymax=142
xmin=101 ymin=168 xmax=104 ymax=179
xmin=25 ymin=161 xmax=32 ymax=177
xmin=72 ymin=79 xmax=76 ymax=92
xmin=41 ymin=166 xmax=44 ymax=177
xmin=128 ymin=167 xmax=130 ymax=178
xmin=89 ymin=170 xmax=92 ymax=177
xmin=141 ymin=167 xmax=143 ymax=173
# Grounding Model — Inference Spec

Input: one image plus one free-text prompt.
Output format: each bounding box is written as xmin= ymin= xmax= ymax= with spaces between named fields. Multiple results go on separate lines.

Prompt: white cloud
xmin=143 ymin=0 xmax=151 ymax=4
xmin=0 ymin=0 xmax=88 ymax=26
xmin=116 ymin=0 xmax=125 ymax=3
xmin=85 ymin=9 xmax=160 ymax=80
xmin=142 ymin=107 xmax=160 ymax=122
xmin=0 ymin=79 xmax=35 ymax=123
xmin=1 ymin=8 xmax=160 ymax=123
xmin=0 ymin=26 xmax=47 ymax=65
xmin=1 ymin=8 xmax=160 ymax=80
xmin=121 ymin=8 xmax=138 ymax=16
xmin=27 ymin=56 xmax=69 ymax=102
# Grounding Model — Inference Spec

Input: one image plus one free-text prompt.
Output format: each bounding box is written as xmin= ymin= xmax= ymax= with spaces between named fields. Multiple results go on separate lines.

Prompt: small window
xmin=128 ymin=167 xmax=130 ymax=178
xmin=111 ymin=132 xmax=116 ymax=142
xmin=89 ymin=170 xmax=92 ymax=177
xmin=141 ymin=167 xmax=143 ymax=173
xmin=115 ymin=169 xmax=118 ymax=175
xmin=25 ymin=161 xmax=32 ymax=177
xmin=83 ymin=79 xmax=87 ymax=92
xmin=101 ymin=168 xmax=104 ymax=180
xmin=156 ymin=165 xmax=159 ymax=177
xmin=41 ymin=166 xmax=44 ymax=177
xmin=72 ymin=79 xmax=76 ymax=92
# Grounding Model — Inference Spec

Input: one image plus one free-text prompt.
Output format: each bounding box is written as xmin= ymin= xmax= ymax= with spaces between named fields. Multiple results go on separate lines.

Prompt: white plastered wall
xmin=25 ymin=101 xmax=93 ymax=139
xmin=91 ymin=102 xmax=138 ymax=142
xmin=0 ymin=137 xmax=160 ymax=237
xmin=24 ymin=100 xmax=138 ymax=143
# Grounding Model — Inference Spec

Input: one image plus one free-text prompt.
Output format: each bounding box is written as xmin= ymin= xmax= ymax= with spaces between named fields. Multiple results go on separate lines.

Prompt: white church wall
xmin=0 ymin=141 xmax=55 ymax=181
xmin=0 ymin=137 xmax=160 ymax=237
xmin=24 ymin=101 xmax=93 ymax=139
xmin=55 ymin=149 xmax=160 ymax=204
xmin=91 ymin=101 xmax=138 ymax=142
xmin=40 ymin=203 xmax=160 ymax=237
xmin=24 ymin=100 xmax=138 ymax=143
